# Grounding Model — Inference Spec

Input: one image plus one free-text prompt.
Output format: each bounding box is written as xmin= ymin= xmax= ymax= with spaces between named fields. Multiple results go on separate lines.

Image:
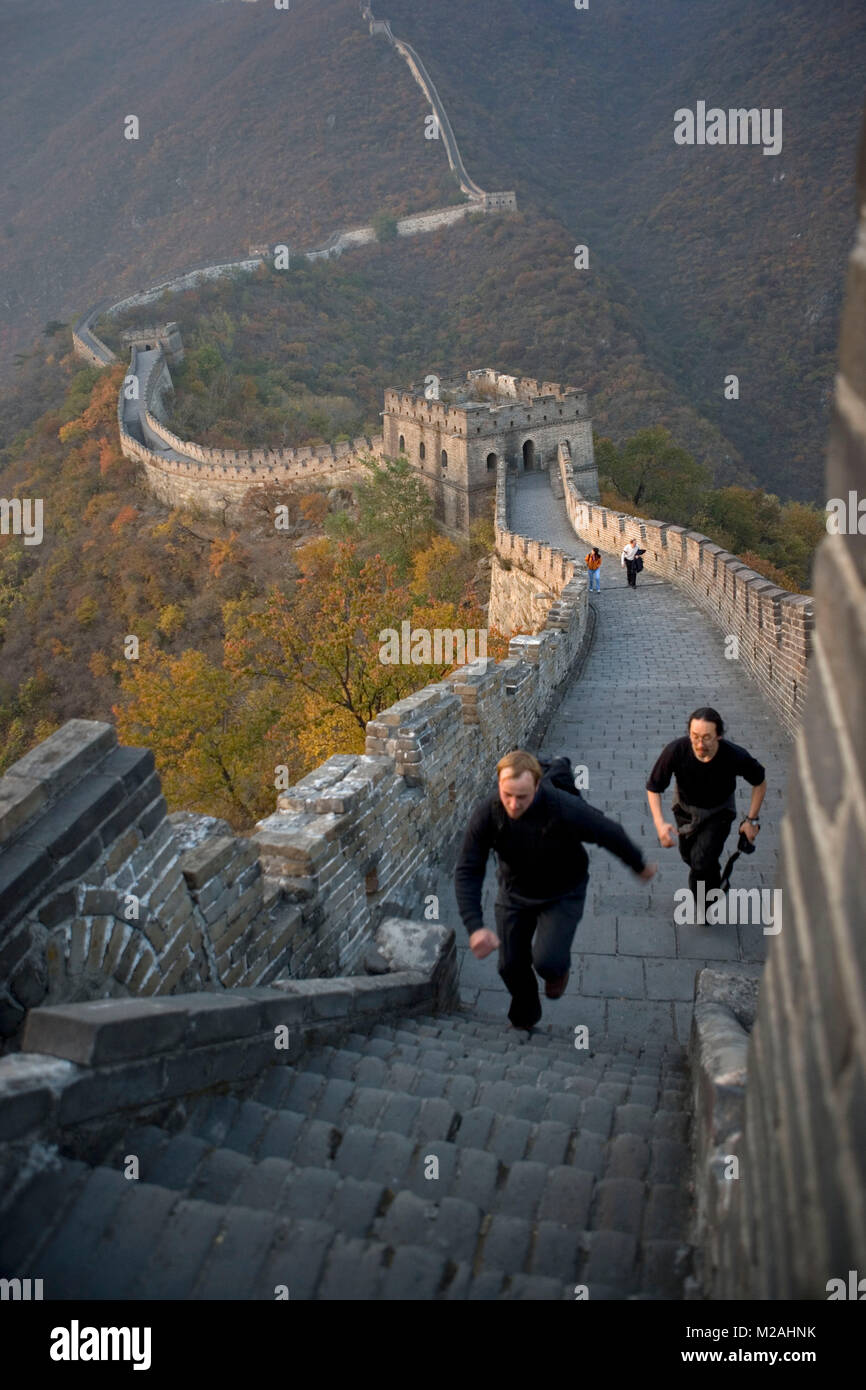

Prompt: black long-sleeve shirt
xmin=454 ymin=781 xmax=646 ymax=938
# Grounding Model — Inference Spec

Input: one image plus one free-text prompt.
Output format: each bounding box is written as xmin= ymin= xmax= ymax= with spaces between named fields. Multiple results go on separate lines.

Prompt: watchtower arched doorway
xmin=522 ymin=439 xmax=536 ymax=471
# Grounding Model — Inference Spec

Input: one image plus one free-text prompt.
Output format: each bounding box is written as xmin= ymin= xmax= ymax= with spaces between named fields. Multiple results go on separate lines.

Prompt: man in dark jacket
xmin=646 ymin=706 xmax=766 ymax=912
xmin=454 ymin=749 xmax=656 ymax=1031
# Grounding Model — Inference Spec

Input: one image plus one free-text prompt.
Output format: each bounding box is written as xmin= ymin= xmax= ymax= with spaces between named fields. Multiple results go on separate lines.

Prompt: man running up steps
xmin=455 ymin=750 xmax=656 ymax=1031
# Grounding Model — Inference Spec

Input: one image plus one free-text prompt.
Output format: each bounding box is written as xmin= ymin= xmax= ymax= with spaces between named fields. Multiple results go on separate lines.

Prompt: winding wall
xmin=115 ymin=346 xmax=383 ymax=514
xmin=70 ymin=2 xmax=517 ymax=513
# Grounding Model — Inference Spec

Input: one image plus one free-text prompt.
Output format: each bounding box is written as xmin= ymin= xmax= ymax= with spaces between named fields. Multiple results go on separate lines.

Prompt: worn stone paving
xmin=448 ymin=470 xmax=793 ymax=1046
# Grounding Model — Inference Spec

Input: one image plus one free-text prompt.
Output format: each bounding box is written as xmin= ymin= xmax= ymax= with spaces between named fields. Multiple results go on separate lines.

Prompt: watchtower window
xmin=486 ymin=452 xmax=497 ymax=471
xmin=441 ymin=450 xmax=448 ymax=468
xmin=419 ymin=442 xmax=426 ymax=460
xmin=398 ymin=434 xmax=405 ymax=452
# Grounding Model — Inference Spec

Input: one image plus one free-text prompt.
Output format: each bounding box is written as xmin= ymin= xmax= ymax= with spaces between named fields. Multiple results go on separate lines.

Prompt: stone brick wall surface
xmin=116 ymin=345 xmax=383 ymax=516
xmin=692 ymin=108 xmax=866 ymax=1298
xmin=0 ymin=722 xmax=303 ymax=1052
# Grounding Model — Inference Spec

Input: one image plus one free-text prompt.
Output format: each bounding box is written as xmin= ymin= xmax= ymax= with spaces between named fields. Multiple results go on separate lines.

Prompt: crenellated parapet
xmin=385 ymin=369 xmax=598 ymax=535
xmin=556 ymin=442 xmax=813 ymax=735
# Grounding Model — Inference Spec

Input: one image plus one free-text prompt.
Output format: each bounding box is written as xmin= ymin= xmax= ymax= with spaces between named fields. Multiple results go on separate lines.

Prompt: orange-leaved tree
xmin=113 ymin=646 xmax=277 ymax=826
xmin=224 ymin=539 xmax=425 ymax=766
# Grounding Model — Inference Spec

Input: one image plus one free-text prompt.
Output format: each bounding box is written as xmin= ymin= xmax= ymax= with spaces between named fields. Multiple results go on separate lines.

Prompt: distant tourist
xmin=585 ymin=547 xmax=602 ymax=591
xmin=455 ymin=750 xmax=656 ymax=1032
xmin=646 ymin=707 xmax=766 ymax=912
xmin=621 ymin=538 xmax=646 ymax=588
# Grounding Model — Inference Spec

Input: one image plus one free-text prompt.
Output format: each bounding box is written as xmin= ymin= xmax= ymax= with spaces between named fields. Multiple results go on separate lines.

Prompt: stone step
xmin=243 ymin=1036 xmax=687 ymax=1106
xmin=0 ymin=1153 xmax=91 ymax=1274
xmin=5 ymin=1138 xmax=686 ymax=1298
xmin=12 ymin=1164 xmax=132 ymax=1286
xmin=1 ymin=1158 xmax=589 ymax=1298
xmin=97 ymin=1109 xmax=611 ymax=1226
xmin=1 ymin=1003 xmax=694 ymax=1299
xmin=360 ymin=1012 xmax=689 ymax=1073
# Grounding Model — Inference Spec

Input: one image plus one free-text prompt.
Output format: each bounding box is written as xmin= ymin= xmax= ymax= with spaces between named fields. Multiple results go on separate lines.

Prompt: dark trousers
xmin=625 ymin=560 xmax=638 ymax=587
xmin=494 ymin=878 xmax=588 ymax=1028
xmin=674 ymin=807 xmax=736 ymax=897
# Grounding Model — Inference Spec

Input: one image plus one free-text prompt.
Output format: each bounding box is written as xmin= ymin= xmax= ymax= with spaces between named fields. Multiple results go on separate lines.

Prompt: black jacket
xmin=454 ymin=780 xmax=646 ymax=937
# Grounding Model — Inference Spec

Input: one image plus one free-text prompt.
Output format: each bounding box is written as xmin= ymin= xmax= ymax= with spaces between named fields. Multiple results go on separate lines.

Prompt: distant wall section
xmin=557 ymin=444 xmax=813 ymax=735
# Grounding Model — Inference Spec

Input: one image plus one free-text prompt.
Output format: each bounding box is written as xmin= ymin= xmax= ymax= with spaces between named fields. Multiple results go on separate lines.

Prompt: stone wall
xmin=365 ymin=5 xmax=515 ymax=208
xmin=0 ymin=721 xmax=300 ymax=1051
xmin=697 ymin=105 xmax=866 ymax=1300
xmin=488 ymin=557 xmax=566 ymax=637
xmin=490 ymin=457 xmax=583 ymax=636
xmin=117 ymin=345 xmax=384 ymax=518
xmin=556 ymin=445 xmax=813 ymax=737
xmin=121 ymin=335 xmax=386 ymax=491
xmin=0 ymin=448 xmax=588 ymax=1052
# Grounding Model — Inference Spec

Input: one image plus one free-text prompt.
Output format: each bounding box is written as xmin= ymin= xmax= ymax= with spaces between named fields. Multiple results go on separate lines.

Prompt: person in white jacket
xmin=621 ymin=538 xmax=645 ymax=588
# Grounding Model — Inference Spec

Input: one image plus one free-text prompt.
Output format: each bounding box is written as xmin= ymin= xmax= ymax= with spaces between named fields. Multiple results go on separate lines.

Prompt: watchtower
xmin=383 ymin=368 xmax=599 ymax=534
xmin=119 ymin=322 xmax=185 ymax=365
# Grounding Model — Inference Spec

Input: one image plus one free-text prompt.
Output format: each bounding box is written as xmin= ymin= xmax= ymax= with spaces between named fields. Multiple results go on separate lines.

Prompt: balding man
xmin=455 ymin=750 xmax=656 ymax=1032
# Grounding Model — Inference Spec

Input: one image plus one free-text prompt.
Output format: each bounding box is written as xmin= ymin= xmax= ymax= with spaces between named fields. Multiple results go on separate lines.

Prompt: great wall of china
xmin=65 ymin=0 xmax=812 ymax=747
xmin=0 ymin=4 xmax=862 ymax=1303
xmin=70 ymin=3 xmax=517 ymax=516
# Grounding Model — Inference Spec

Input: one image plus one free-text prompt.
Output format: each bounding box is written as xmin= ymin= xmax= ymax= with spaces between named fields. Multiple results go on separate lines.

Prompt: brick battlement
xmin=384 ymin=373 xmax=588 ymax=437
xmin=554 ymin=443 xmax=813 ymax=736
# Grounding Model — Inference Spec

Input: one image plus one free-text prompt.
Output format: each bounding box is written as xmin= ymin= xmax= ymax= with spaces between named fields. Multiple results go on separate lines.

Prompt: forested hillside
xmin=3 ymin=0 xmax=863 ymax=499
xmin=100 ymin=212 xmax=744 ymax=479
xmin=380 ymin=0 xmax=866 ymax=501
xmin=0 ymin=0 xmax=455 ymax=388
xmin=0 ymin=343 xmax=503 ymax=822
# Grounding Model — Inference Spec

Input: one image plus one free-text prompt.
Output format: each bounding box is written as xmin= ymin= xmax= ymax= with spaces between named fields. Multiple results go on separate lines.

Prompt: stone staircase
xmin=1 ymin=1008 xmax=692 ymax=1300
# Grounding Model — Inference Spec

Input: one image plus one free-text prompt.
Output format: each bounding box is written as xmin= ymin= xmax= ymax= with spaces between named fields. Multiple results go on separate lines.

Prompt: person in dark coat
xmin=454 ymin=749 xmax=656 ymax=1031
xmin=646 ymin=706 xmax=766 ymax=910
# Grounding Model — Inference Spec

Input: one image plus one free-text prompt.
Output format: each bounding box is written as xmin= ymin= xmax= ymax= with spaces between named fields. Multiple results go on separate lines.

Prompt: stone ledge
xmin=688 ymin=966 xmax=762 ymax=1296
xmin=0 ymin=721 xmax=117 ymax=807
xmin=0 ymin=972 xmax=434 ymax=1141
xmin=2 ymin=919 xmax=457 ymax=1143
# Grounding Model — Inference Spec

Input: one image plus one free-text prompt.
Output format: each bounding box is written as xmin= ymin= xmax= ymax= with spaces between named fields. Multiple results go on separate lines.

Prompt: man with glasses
xmin=646 ymin=707 xmax=766 ymax=914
